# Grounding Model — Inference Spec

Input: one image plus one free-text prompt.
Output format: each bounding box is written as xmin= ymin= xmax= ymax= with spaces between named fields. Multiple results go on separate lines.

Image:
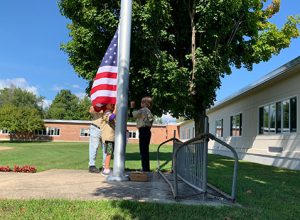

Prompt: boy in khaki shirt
xmin=100 ymin=104 xmax=116 ymax=176
xmin=131 ymin=97 xmax=154 ymax=172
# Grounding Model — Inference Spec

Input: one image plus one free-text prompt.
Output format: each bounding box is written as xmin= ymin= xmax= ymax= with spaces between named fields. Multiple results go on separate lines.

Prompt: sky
xmin=216 ymin=0 xmax=300 ymax=101
xmin=0 ymin=1 xmax=299 ymax=112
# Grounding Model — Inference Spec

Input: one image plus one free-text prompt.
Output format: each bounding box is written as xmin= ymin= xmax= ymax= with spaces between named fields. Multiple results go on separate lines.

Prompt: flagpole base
xmin=106 ymin=174 xmax=129 ymax=182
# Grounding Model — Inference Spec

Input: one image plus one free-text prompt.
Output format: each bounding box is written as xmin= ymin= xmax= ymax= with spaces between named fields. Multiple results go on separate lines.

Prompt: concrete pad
xmin=0 ymin=169 xmax=234 ymax=206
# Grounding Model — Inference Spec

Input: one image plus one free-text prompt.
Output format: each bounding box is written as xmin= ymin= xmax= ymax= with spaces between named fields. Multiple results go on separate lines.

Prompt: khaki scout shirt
xmin=132 ymin=107 xmax=154 ymax=129
xmin=91 ymin=112 xmax=103 ymax=127
xmin=100 ymin=110 xmax=115 ymax=142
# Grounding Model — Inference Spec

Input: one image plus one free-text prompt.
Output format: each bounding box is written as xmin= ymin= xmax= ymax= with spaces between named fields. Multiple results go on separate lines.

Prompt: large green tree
xmin=0 ymin=88 xmax=45 ymax=140
xmin=0 ymin=87 xmax=44 ymax=114
xmin=46 ymin=89 xmax=80 ymax=120
xmin=77 ymin=95 xmax=93 ymax=120
xmin=0 ymin=104 xmax=44 ymax=141
xmin=59 ymin=0 xmax=300 ymax=135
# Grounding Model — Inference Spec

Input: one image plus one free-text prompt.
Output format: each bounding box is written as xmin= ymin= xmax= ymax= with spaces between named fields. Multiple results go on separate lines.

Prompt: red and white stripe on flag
xmin=90 ymin=66 xmax=117 ymax=107
xmin=90 ymin=29 xmax=118 ymax=107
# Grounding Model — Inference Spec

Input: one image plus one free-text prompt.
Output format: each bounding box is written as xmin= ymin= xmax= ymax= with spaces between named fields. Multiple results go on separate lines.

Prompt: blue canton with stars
xmin=100 ymin=30 xmax=118 ymax=67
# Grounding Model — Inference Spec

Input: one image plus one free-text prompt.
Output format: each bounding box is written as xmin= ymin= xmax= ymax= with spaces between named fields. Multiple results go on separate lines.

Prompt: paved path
xmin=0 ymin=169 xmax=231 ymax=206
xmin=0 ymin=146 xmax=13 ymax=151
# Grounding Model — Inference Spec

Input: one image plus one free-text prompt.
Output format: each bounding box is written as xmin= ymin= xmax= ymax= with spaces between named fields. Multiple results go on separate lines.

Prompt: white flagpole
xmin=107 ymin=0 xmax=132 ymax=181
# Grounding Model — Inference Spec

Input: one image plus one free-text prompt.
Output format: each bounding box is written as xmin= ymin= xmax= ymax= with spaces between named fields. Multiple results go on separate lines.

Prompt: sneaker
xmin=101 ymin=169 xmax=111 ymax=177
xmin=89 ymin=166 xmax=100 ymax=173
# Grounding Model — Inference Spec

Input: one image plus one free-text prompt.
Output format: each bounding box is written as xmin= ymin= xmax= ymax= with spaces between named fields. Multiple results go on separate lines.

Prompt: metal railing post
xmin=203 ymin=116 xmax=209 ymax=196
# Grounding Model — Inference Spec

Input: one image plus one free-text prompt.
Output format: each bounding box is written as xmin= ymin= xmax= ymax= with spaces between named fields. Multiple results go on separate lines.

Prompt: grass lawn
xmin=0 ymin=141 xmax=171 ymax=171
xmin=0 ymin=141 xmax=300 ymax=219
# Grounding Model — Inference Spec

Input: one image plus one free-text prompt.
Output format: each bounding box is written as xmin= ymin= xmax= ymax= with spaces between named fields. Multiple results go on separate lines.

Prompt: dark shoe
xmin=89 ymin=166 xmax=100 ymax=173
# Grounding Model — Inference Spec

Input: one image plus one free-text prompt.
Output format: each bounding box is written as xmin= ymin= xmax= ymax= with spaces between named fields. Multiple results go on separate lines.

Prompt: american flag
xmin=90 ymin=29 xmax=118 ymax=107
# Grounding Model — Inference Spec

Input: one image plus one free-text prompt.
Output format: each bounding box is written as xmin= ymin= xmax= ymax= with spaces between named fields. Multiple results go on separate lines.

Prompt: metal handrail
xmin=156 ymin=137 xmax=182 ymax=197
xmin=156 ymin=137 xmax=182 ymax=171
xmin=157 ymin=132 xmax=239 ymax=202
xmin=207 ymin=133 xmax=239 ymax=201
xmin=173 ymin=134 xmax=207 ymax=198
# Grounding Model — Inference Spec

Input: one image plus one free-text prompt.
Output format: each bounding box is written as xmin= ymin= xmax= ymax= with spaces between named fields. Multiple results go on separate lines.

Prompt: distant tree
xmin=0 ymin=87 xmax=44 ymax=114
xmin=153 ymin=116 xmax=163 ymax=125
xmin=46 ymin=89 xmax=80 ymax=120
xmin=0 ymin=104 xmax=44 ymax=141
xmin=77 ymin=95 xmax=92 ymax=120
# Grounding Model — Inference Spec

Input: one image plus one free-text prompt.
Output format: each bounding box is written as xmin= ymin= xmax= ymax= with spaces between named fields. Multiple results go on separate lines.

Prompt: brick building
xmin=0 ymin=119 xmax=179 ymax=145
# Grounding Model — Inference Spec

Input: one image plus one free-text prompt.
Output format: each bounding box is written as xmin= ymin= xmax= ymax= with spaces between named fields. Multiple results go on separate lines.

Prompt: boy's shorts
xmin=104 ymin=141 xmax=114 ymax=155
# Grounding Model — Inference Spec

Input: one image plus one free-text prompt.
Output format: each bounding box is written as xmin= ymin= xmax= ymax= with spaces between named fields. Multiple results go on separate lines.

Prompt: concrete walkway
xmin=0 ymin=146 xmax=13 ymax=151
xmin=0 ymin=169 xmax=231 ymax=206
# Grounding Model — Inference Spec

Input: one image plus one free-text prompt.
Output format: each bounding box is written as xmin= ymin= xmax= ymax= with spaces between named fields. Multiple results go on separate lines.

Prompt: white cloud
xmin=75 ymin=92 xmax=88 ymax=100
xmin=0 ymin=78 xmax=39 ymax=95
xmin=71 ymin=84 xmax=81 ymax=89
xmin=64 ymin=83 xmax=81 ymax=89
xmin=161 ymin=113 xmax=177 ymax=124
xmin=41 ymin=99 xmax=52 ymax=109
xmin=52 ymin=85 xmax=64 ymax=91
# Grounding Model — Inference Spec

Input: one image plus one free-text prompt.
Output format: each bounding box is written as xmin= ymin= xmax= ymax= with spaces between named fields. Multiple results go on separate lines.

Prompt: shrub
xmin=0 ymin=165 xmax=37 ymax=173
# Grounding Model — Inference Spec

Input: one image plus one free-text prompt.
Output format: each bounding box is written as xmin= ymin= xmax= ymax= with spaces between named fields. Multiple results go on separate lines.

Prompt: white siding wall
xmin=207 ymin=65 xmax=300 ymax=170
xmin=179 ymin=121 xmax=195 ymax=141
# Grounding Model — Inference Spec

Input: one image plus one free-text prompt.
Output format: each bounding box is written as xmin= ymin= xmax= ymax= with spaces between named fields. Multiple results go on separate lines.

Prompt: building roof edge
xmin=208 ymin=56 xmax=300 ymax=112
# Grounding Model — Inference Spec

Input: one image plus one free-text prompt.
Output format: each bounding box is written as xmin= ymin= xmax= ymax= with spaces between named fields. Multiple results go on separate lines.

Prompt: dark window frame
xmin=215 ymin=119 xmax=223 ymax=137
xmin=258 ymin=97 xmax=297 ymax=134
xmin=230 ymin=114 xmax=242 ymax=136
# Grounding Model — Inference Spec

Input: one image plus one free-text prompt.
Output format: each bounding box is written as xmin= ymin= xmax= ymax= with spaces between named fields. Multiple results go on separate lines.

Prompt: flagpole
xmin=107 ymin=0 xmax=132 ymax=181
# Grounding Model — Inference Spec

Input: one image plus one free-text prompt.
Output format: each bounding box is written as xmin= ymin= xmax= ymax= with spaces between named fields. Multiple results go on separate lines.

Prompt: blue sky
xmin=0 ymin=1 xmax=299 ymax=110
xmin=0 ymin=1 xmax=87 ymax=107
xmin=216 ymin=0 xmax=300 ymax=101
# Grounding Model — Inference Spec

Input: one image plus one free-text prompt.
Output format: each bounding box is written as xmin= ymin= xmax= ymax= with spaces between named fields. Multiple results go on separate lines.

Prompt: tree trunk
xmin=194 ymin=108 xmax=207 ymax=136
xmin=189 ymin=0 xmax=206 ymax=137
xmin=190 ymin=1 xmax=196 ymax=90
xmin=191 ymin=20 xmax=196 ymax=82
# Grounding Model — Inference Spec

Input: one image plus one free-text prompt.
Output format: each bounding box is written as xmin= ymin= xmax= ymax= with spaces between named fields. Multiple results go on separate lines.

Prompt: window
xmin=215 ymin=119 xmax=223 ymax=137
xmin=282 ymin=100 xmax=290 ymax=133
xmin=291 ymin=97 xmax=297 ymax=132
xmin=34 ymin=127 xmax=60 ymax=136
xmin=276 ymin=102 xmax=281 ymax=133
xmin=128 ymin=131 xmax=138 ymax=139
xmin=0 ymin=129 xmax=10 ymax=134
xmin=259 ymin=97 xmax=297 ymax=134
xmin=270 ymin=104 xmax=276 ymax=133
xmin=48 ymin=127 xmax=60 ymax=136
xmin=34 ymin=129 xmax=47 ymax=136
xmin=260 ymin=103 xmax=276 ymax=134
xmin=230 ymin=114 xmax=242 ymax=136
xmin=80 ymin=128 xmax=90 ymax=137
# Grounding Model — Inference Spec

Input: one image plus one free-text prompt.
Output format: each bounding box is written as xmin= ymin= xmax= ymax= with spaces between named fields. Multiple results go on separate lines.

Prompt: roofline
xmin=208 ymin=56 xmax=300 ymax=112
xmin=43 ymin=119 xmax=92 ymax=124
xmin=177 ymin=119 xmax=194 ymax=126
xmin=43 ymin=119 xmax=174 ymax=127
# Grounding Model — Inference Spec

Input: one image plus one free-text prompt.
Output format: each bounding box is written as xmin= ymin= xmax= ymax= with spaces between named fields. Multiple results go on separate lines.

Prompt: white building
xmin=179 ymin=120 xmax=195 ymax=142
xmin=180 ymin=56 xmax=300 ymax=170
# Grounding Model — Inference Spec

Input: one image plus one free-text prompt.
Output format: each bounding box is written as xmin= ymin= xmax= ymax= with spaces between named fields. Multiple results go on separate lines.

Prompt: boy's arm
xmin=129 ymin=101 xmax=140 ymax=118
xmin=103 ymin=110 xmax=116 ymax=122
xmin=132 ymin=109 xmax=141 ymax=118
xmin=108 ymin=107 xmax=117 ymax=121
xmin=109 ymin=112 xmax=116 ymax=121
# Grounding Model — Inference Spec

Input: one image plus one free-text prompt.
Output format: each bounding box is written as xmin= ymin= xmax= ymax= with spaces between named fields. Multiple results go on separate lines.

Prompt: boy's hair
xmin=141 ymin=96 xmax=152 ymax=109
